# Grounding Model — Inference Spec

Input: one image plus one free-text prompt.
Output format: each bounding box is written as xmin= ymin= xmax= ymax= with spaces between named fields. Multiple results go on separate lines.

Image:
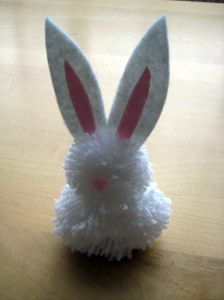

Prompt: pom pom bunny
xmin=46 ymin=16 xmax=171 ymax=260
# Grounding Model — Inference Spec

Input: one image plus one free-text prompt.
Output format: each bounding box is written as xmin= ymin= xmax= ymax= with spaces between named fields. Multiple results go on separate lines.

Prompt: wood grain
xmin=0 ymin=0 xmax=224 ymax=299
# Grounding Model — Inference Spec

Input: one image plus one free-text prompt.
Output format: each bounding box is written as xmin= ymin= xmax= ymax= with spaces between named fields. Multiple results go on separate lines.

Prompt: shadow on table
xmin=58 ymin=244 xmax=163 ymax=297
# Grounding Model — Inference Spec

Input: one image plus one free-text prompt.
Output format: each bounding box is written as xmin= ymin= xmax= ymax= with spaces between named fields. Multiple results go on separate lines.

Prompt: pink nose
xmin=91 ymin=177 xmax=108 ymax=191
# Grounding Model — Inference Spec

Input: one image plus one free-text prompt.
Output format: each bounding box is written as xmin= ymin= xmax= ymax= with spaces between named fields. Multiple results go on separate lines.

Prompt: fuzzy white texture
xmin=54 ymin=129 xmax=171 ymax=260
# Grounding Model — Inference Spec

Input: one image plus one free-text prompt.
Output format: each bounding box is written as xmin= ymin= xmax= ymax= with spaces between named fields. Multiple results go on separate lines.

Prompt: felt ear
xmin=45 ymin=18 xmax=106 ymax=137
xmin=107 ymin=16 xmax=169 ymax=145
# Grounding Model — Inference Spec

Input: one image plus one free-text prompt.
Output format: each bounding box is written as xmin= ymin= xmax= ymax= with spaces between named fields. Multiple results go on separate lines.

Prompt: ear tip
xmin=45 ymin=17 xmax=53 ymax=28
xmin=45 ymin=17 xmax=68 ymax=46
xmin=45 ymin=17 xmax=60 ymax=35
xmin=160 ymin=15 xmax=167 ymax=21
xmin=155 ymin=15 xmax=167 ymax=29
xmin=45 ymin=17 xmax=55 ymax=36
xmin=143 ymin=15 xmax=168 ymax=42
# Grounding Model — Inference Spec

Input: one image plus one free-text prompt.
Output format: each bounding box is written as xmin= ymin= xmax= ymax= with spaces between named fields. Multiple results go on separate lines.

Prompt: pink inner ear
xmin=64 ymin=60 xmax=96 ymax=134
xmin=117 ymin=67 xmax=151 ymax=139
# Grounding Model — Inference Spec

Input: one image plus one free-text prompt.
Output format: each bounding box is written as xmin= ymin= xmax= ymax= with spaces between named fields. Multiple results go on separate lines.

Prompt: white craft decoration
xmin=46 ymin=16 xmax=171 ymax=260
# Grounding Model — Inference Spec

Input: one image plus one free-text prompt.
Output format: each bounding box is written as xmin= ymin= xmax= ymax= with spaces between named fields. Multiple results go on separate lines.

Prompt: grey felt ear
xmin=107 ymin=16 xmax=169 ymax=145
xmin=45 ymin=18 xmax=106 ymax=137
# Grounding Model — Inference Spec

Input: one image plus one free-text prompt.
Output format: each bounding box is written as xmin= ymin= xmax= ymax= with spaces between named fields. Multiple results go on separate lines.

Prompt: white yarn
xmin=54 ymin=129 xmax=171 ymax=260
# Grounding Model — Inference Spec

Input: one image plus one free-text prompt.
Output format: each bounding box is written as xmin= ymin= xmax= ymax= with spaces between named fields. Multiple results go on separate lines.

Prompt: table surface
xmin=0 ymin=0 xmax=224 ymax=299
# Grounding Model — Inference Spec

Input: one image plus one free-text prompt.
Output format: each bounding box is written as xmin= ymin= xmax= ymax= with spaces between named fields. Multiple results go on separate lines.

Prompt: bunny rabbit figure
xmin=46 ymin=16 xmax=171 ymax=260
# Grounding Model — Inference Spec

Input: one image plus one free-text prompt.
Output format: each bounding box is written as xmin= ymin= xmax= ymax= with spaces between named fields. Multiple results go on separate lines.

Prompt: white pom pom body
xmin=54 ymin=130 xmax=171 ymax=260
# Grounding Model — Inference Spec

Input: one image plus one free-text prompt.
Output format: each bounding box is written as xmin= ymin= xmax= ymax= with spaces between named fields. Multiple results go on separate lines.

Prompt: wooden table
xmin=0 ymin=1 xmax=224 ymax=299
